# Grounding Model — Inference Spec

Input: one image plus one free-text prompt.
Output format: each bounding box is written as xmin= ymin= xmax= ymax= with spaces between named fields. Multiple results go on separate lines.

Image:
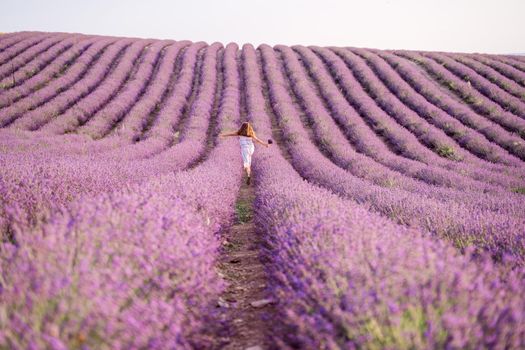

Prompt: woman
xmin=220 ymin=122 xmax=271 ymax=185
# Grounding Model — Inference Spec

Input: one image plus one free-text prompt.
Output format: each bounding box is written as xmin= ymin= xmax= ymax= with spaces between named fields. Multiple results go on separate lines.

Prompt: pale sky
xmin=1 ymin=0 xmax=523 ymax=54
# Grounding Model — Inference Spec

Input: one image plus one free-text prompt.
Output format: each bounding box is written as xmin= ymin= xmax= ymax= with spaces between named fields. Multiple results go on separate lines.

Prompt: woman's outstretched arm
xmin=253 ymin=135 xmax=270 ymax=147
xmin=219 ymin=131 xmax=238 ymax=138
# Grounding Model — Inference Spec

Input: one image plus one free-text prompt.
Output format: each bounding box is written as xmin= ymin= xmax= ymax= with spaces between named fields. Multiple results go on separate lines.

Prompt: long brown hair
xmin=236 ymin=122 xmax=255 ymax=137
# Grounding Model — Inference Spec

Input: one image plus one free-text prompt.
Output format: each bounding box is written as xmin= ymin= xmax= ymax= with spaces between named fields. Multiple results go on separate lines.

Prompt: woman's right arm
xmin=219 ymin=132 xmax=238 ymax=138
xmin=253 ymin=135 xmax=270 ymax=147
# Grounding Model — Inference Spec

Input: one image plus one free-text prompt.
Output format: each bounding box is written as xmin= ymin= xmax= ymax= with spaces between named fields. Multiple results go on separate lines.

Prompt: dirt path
xmin=215 ymin=178 xmax=276 ymax=350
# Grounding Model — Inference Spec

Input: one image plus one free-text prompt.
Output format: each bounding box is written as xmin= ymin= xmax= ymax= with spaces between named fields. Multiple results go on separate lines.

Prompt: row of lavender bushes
xmin=241 ymin=43 xmax=525 ymax=349
xmin=258 ymin=43 xmax=525 ymax=264
xmin=0 ymin=42 xmax=243 ymax=348
xmin=0 ymin=35 xmax=98 ymax=108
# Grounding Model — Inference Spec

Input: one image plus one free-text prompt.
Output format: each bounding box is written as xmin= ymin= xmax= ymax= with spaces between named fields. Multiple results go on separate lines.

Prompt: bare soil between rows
xmin=214 ymin=177 xmax=276 ymax=350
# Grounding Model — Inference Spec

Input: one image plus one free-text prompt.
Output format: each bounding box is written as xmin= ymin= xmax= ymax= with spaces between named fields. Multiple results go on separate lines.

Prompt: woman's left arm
xmin=253 ymin=136 xmax=269 ymax=147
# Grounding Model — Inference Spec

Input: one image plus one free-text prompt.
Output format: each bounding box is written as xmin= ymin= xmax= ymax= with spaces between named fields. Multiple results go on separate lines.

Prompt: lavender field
xmin=0 ymin=31 xmax=524 ymax=349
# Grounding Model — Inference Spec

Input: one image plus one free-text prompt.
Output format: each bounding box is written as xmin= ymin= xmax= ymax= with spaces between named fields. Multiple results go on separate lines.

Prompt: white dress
xmin=239 ymin=136 xmax=255 ymax=167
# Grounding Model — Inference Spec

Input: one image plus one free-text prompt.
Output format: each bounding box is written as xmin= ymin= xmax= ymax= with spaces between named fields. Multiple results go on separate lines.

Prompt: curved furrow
xmin=142 ymin=42 xmax=206 ymax=142
xmin=74 ymin=40 xmax=172 ymax=139
xmin=351 ymin=48 xmax=525 ymax=165
xmin=186 ymin=46 xmax=225 ymax=168
xmin=259 ymin=44 xmax=525 ymax=265
xmin=133 ymin=43 xmax=221 ymax=173
xmin=0 ymin=37 xmax=97 ymax=107
xmin=281 ymin=45 xmax=525 ymax=213
xmin=362 ymin=48 xmax=525 ymax=164
xmin=252 ymin=48 xmax=295 ymax=164
xmin=38 ymin=39 xmax=160 ymax=135
xmin=281 ymin=45 xmax=418 ymax=178
xmin=237 ymin=50 xmax=250 ymax=123
xmin=370 ymin=48 xmax=521 ymax=160
xmin=396 ymin=50 xmax=525 ymax=135
xmin=131 ymin=43 xmax=222 ymax=173
xmin=189 ymin=42 xmax=234 ymax=163
xmin=419 ymin=50 xmax=525 ymax=119
xmin=162 ymin=46 xmax=207 ymax=150
xmin=328 ymin=48 xmax=519 ymax=176
xmin=489 ymin=55 xmax=525 ymax=78
xmin=0 ymin=32 xmax=51 ymax=67
xmin=327 ymin=47 xmax=464 ymax=162
xmin=8 ymin=39 xmax=135 ymax=131
xmin=303 ymin=47 xmax=465 ymax=176
xmin=0 ymin=34 xmax=88 ymax=92
xmin=445 ymin=52 xmax=525 ymax=102
xmin=329 ymin=47 xmax=509 ymax=164
xmin=470 ymin=53 xmax=525 ymax=88
xmin=0 ymin=45 xmax=223 ymax=247
xmin=0 ymin=32 xmax=37 ymax=53
xmin=109 ymin=41 xmax=190 ymax=142
xmin=0 ymin=33 xmax=71 ymax=83
xmin=161 ymin=46 xmax=206 ymax=148
xmin=137 ymin=43 xmax=190 ymax=140
xmin=281 ymin=45 xmax=525 ymax=216
xmin=3 ymin=44 xmax=224 ymax=196
xmin=325 ymin=50 xmax=461 ymax=164
xmin=331 ymin=47 xmax=525 ymax=186
xmin=0 ymin=38 xmax=118 ymax=127
xmin=100 ymin=43 xmax=207 ymax=161
xmin=502 ymin=55 xmax=525 ymax=69
xmin=242 ymin=43 xmax=525 ymax=349
xmin=94 ymin=44 xmax=219 ymax=171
